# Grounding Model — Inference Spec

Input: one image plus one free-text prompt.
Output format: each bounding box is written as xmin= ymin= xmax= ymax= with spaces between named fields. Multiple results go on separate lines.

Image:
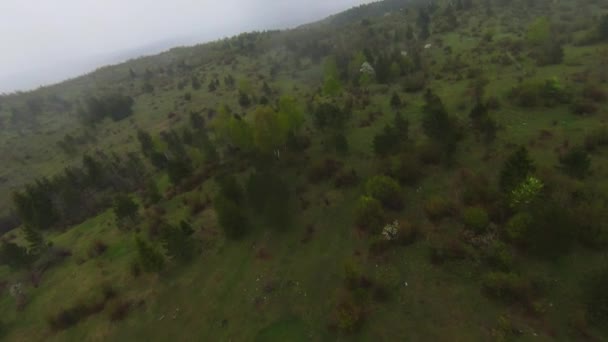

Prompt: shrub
xmin=429 ymin=236 xmax=469 ymax=265
xmin=575 ymin=202 xmax=608 ymax=250
xmin=500 ymin=146 xmax=535 ymax=192
xmin=505 ymin=212 xmax=533 ymax=244
xmin=584 ymin=126 xmax=608 ymax=151
xmin=48 ymin=300 xmax=105 ymax=331
xmin=584 ymin=268 xmax=608 ymax=328
xmin=462 ymin=206 xmax=490 ymax=232
xmin=482 ymin=272 xmax=533 ymax=305
xmin=417 ymin=142 xmax=443 ymax=165
xmin=335 ymin=297 xmax=365 ymax=333
xmin=402 ymin=71 xmax=426 ymax=93
xmin=135 ymin=237 xmax=165 ymax=273
xmin=387 ymin=153 xmax=423 ymax=186
xmin=424 ymin=195 xmax=453 ymax=221
xmin=108 ymin=300 xmax=133 ymax=322
xmin=559 ymin=147 xmax=591 ymax=179
xmin=334 ymin=169 xmax=359 ymax=188
xmin=484 ymin=241 xmax=513 ymax=271
xmin=88 ymin=240 xmax=108 ymax=258
xmin=365 ymin=175 xmax=403 ymax=210
xmin=527 ymin=201 xmax=577 ymax=259
xmin=509 ymin=176 xmax=544 ymax=209
xmin=113 ymin=194 xmax=139 ymax=224
xmin=308 ymin=159 xmax=342 ymax=183
xmin=355 ymin=196 xmax=385 ymax=232
xmin=509 ymin=79 xmax=571 ymax=107
xmin=214 ymin=195 xmax=250 ymax=239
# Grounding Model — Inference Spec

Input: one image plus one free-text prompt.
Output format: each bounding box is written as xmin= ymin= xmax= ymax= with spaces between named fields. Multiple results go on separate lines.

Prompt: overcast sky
xmin=0 ymin=0 xmax=374 ymax=93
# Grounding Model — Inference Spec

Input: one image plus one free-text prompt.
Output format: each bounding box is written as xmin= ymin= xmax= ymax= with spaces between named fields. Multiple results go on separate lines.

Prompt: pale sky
xmin=0 ymin=0 xmax=374 ymax=93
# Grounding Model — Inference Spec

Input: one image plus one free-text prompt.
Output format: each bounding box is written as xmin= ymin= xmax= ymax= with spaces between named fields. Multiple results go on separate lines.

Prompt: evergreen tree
xmin=137 ymin=129 xmax=155 ymax=157
xmin=189 ymin=112 xmax=205 ymax=130
xmin=559 ymin=147 xmax=591 ymax=179
xmin=246 ymin=172 xmax=291 ymax=231
xmin=113 ymin=194 xmax=139 ymax=223
xmin=135 ymin=237 xmax=165 ymax=273
xmin=421 ymin=90 xmax=459 ymax=159
xmin=214 ymin=194 xmax=250 ymax=239
xmin=0 ymin=241 xmax=32 ymax=270
xmin=23 ymin=225 xmax=45 ymax=256
xmin=144 ymin=180 xmax=162 ymax=206
xmin=500 ymin=147 xmax=536 ymax=192
xmin=167 ymin=158 xmax=193 ymax=185
xmin=390 ymin=92 xmax=402 ymax=108
xmin=191 ymin=76 xmax=201 ymax=90
xmin=600 ymin=15 xmax=608 ymax=41
xmin=160 ymin=221 xmax=197 ymax=263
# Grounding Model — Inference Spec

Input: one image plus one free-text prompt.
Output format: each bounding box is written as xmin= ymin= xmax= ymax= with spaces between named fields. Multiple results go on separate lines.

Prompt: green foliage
xmin=191 ymin=76 xmax=201 ymax=90
xmin=482 ymin=272 xmax=533 ymax=304
xmin=505 ymin=212 xmax=533 ymax=244
xmin=402 ymin=71 xmax=427 ymax=93
xmin=499 ymin=147 xmax=535 ymax=192
xmin=0 ymin=241 xmax=32 ymax=270
xmin=365 ymin=175 xmax=403 ymax=210
xmin=135 ymin=237 xmax=165 ymax=273
xmin=385 ymin=153 xmax=423 ymax=186
xmin=332 ymin=133 xmax=349 ymax=155
xmin=526 ymin=17 xmax=551 ymax=45
xmin=509 ymin=176 xmax=544 ymax=209
xmin=584 ymin=268 xmax=608 ymax=328
xmin=80 ymin=94 xmax=134 ymax=124
xmin=390 ymin=92 xmax=402 ymax=108
xmin=510 ymin=78 xmax=571 ymax=107
xmin=312 ymin=99 xmax=349 ymax=131
xmin=469 ymin=102 xmax=497 ymax=143
xmin=462 ymin=206 xmax=490 ymax=232
xmin=355 ymin=196 xmax=385 ymax=231
xmin=189 ymin=112 xmax=205 ymax=130
xmin=137 ymin=130 xmax=155 ymax=157
xmin=335 ymin=297 xmax=365 ymax=333
xmin=373 ymin=113 xmax=409 ymax=157
xmin=160 ymin=221 xmax=197 ymax=263
xmin=214 ymin=194 xmax=250 ymax=239
xmin=600 ymin=15 xmax=608 ymax=41
xmin=113 ymin=194 xmax=139 ymax=223
xmin=144 ymin=180 xmax=162 ymax=206
xmin=213 ymin=106 xmax=254 ymax=151
xmin=23 ymin=225 xmax=45 ymax=256
xmin=421 ymin=90 xmax=460 ymax=159
xmin=246 ymin=172 xmax=291 ymax=231
xmin=323 ymin=57 xmax=342 ymax=96
xmin=576 ymin=201 xmax=608 ymax=250
xmin=526 ymin=201 xmax=577 ymax=258
xmin=12 ymin=180 xmax=60 ymax=231
xmin=424 ymin=195 xmax=453 ymax=221
xmin=559 ymin=147 xmax=591 ymax=179
xmin=484 ymin=241 xmax=513 ymax=271
xmin=216 ymin=175 xmax=244 ymax=204
xmin=252 ymin=106 xmax=287 ymax=155
xmin=277 ymin=95 xmax=304 ymax=134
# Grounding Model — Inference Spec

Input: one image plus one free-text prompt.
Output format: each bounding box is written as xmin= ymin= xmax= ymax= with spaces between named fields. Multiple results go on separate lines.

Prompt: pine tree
xmin=500 ymin=147 xmax=536 ymax=192
xmin=135 ymin=237 xmax=165 ymax=273
xmin=390 ymin=92 xmax=402 ymax=108
xmin=160 ymin=222 xmax=197 ymax=263
xmin=0 ymin=241 xmax=32 ymax=270
xmin=23 ymin=225 xmax=45 ymax=256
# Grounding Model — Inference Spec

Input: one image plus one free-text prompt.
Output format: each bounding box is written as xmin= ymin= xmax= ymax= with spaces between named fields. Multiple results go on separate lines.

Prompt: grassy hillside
xmin=1 ymin=0 xmax=608 ymax=340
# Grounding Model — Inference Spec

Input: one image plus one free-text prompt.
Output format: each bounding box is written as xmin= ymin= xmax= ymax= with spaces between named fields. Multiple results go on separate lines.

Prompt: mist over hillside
xmin=0 ymin=0 xmax=375 ymax=93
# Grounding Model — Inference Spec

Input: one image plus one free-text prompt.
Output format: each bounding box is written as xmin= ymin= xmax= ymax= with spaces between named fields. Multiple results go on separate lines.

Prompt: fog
xmin=0 ymin=0 xmax=374 ymax=93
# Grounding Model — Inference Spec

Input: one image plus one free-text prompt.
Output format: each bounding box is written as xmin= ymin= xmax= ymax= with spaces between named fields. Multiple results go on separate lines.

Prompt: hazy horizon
xmin=0 ymin=0 xmax=374 ymax=93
